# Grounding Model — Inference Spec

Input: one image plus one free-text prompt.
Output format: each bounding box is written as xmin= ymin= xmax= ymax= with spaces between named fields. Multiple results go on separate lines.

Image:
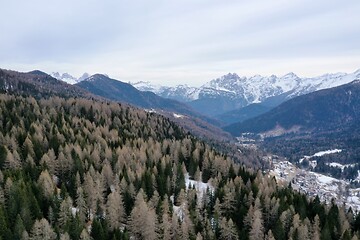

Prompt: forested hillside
xmin=0 ymin=94 xmax=359 ymax=240
xmin=0 ymin=69 xmax=92 ymax=100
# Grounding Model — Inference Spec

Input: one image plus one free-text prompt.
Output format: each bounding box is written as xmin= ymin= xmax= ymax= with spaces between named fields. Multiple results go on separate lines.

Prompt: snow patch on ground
xmin=185 ymin=173 xmax=213 ymax=203
xmin=71 ymin=207 xmax=78 ymax=217
xmin=172 ymin=203 xmax=186 ymax=221
xmin=171 ymin=173 xmax=214 ymax=221
xmin=313 ymin=172 xmax=337 ymax=185
xmin=348 ymin=188 xmax=360 ymax=207
xmin=325 ymin=162 xmax=356 ymax=171
xmin=314 ymin=149 xmax=342 ymax=157
xmin=144 ymin=108 xmax=157 ymax=113
xmin=173 ymin=113 xmax=185 ymax=119
xmin=299 ymin=149 xmax=342 ymax=163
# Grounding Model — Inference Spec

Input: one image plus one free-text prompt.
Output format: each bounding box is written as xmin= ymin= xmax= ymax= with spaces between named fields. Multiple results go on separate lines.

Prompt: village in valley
xmin=267 ymin=153 xmax=360 ymax=212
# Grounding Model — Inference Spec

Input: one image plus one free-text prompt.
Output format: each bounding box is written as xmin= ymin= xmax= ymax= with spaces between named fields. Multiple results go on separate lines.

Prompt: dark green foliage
xmin=13 ymin=215 xmax=25 ymax=240
xmin=0 ymin=146 xmax=6 ymax=169
xmin=174 ymin=164 xmax=186 ymax=204
xmin=91 ymin=218 xmax=108 ymax=240
xmin=272 ymin=219 xmax=285 ymax=240
xmin=0 ymin=206 xmax=11 ymax=240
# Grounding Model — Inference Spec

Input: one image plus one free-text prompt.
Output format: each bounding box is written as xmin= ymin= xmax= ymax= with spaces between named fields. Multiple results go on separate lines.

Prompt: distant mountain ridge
xmin=224 ymin=80 xmax=360 ymax=137
xmin=132 ymin=70 xmax=360 ymax=117
xmin=132 ymin=81 xmax=199 ymax=102
xmin=51 ymin=72 xmax=90 ymax=84
xmin=0 ymin=69 xmax=93 ymax=99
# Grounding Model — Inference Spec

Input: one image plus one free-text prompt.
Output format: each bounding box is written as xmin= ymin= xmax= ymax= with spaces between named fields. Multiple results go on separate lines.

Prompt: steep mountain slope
xmin=0 ymin=68 xmax=93 ymax=99
xmin=133 ymin=70 xmax=360 ymax=117
xmin=224 ymin=80 xmax=360 ymax=136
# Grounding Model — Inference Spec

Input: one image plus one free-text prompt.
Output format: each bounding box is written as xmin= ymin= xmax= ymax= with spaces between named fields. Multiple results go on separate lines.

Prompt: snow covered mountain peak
xmin=281 ymin=72 xmax=299 ymax=79
xmin=50 ymin=72 xmax=89 ymax=85
xmin=79 ymin=73 xmax=90 ymax=81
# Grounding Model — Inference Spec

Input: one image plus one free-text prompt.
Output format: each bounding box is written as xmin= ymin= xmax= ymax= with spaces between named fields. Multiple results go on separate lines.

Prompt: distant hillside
xmin=215 ymin=103 xmax=272 ymax=125
xmin=76 ymin=74 xmax=192 ymax=111
xmin=0 ymin=68 xmax=92 ymax=99
xmin=76 ymin=74 xmax=229 ymax=140
xmin=224 ymin=80 xmax=360 ymax=137
xmin=223 ymin=80 xmax=360 ymax=181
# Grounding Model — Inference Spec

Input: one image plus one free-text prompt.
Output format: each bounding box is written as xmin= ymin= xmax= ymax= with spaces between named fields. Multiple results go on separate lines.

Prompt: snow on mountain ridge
xmin=199 ymin=72 xmax=301 ymax=104
xmin=50 ymin=72 xmax=89 ymax=85
xmin=132 ymin=81 xmax=163 ymax=92
xmin=131 ymin=70 xmax=360 ymax=107
xmin=133 ymin=81 xmax=199 ymax=102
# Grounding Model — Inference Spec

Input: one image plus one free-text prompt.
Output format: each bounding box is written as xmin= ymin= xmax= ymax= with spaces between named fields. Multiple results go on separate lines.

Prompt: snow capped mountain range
xmin=132 ymin=82 xmax=199 ymax=103
xmin=132 ymin=70 xmax=360 ymax=105
xmin=50 ymin=69 xmax=360 ymax=118
xmin=51 ymin=72 xmax=90 ymax=84
xmin=132 ymin=69 xmax=360 ymax=117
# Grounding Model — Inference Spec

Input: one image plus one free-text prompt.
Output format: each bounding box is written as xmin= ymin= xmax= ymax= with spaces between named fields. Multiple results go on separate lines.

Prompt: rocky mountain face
xmin=133 ymin=70 xmax=360 ymax=117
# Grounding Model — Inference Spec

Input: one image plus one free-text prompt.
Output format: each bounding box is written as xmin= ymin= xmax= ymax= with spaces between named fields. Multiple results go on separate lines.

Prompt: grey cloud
xmin=0 ymin=0 xmax=359 ymax=85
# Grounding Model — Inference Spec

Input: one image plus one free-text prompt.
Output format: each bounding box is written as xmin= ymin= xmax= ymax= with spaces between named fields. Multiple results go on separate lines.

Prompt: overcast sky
xmin=1 ymin=0 xmax=360 ymax=86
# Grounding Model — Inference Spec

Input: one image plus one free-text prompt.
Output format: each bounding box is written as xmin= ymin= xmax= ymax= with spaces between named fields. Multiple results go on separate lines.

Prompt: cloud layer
xmin=1 ymin=0 xmax=360 ymax=86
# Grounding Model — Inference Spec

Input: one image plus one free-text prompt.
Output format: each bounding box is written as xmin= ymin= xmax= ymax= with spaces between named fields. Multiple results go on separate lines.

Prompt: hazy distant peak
xmin=51 ymin=72 xmax=61 ymax=78
xmin=79 ymin=73 xmax=90 ymax=81
xmin=281 ymin=72 xmax=299 ymax=79
xmin=50 ymin=71 xmax=90 ymax=85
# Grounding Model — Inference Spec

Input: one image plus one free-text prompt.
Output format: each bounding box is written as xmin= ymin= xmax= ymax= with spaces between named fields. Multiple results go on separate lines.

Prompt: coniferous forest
xmin=0 ymin=94 xmax=360 ymax=240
